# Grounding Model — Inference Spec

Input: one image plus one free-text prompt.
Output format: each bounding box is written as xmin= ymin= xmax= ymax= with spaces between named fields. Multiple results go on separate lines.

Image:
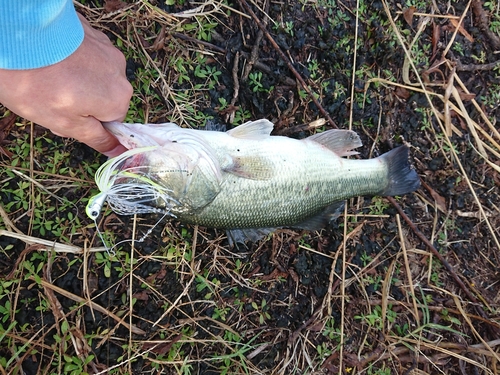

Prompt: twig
xmin=228 ymin=51 xmax=241 ymax=123
xmin=471 ymin=0 xmax=500 ymax=50
xmin=237 ymin=0 xmax=338 ymax=129
xmin=455 ymin=59 xmax=500 ymax=72
xmin=42 ymin=256 xmax=99 ymax=373
xmin=172 ymin=32 xmax=226 ymax=53
xmin=242 ymin=8 xmax=267 ymax=82
xmin=274 ymin=118 xmax=326 ymax=135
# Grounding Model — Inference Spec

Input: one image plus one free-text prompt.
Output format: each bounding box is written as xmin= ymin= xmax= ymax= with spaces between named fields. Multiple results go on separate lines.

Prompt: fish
xmin=86 ymin=119 xmax=420 ymax=241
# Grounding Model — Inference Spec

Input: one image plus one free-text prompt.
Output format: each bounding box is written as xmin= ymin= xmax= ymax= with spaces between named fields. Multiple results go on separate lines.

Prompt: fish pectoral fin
xmin=227 ymin=119 xmax=274 ymax=139
xmin=307 ymin=130 xmax=362 ymax=156
xmin=223 ymin=155 xmax=274 ymax=180
xmin=292 ymin=201 xmax=345 ymax=231
xmin=226 ymin=228 xmax=276 ymax=247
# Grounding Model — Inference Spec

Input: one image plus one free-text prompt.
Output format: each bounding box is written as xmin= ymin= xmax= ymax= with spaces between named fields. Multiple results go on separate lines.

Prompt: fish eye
xmin=91 ymin=211 xmax=98 ymax=218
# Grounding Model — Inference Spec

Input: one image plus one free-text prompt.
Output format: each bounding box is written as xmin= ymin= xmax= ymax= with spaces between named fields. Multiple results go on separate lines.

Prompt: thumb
xmin=73 ymin=117 xmax=128 ymax=157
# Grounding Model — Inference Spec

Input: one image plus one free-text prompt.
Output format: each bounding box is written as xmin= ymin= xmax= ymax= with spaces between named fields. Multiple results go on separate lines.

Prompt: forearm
xmin=0 ymin=0 xmax=84 ymax=69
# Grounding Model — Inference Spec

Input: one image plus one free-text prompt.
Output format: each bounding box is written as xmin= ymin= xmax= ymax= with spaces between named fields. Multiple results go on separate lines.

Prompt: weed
xmin=369 ymin=196 xmax=390 ymax=215
xmin=316 ymin=341 xmax=332 ymax=358
xmin=94 ymin=251 xmax=113 ymax=278
xmin=251 ymin=298 xmax=271 ymax=324
xmin=355 ymin=305 xmax=396 ymax=330
xmin=367 ymin=365 xmax=392 ymax=375
xmin=284 ymin=21 xmax=294 ymax=36
xmin=232 ymin=108 xmax=252 ymax=124
xmin=194 ymin=56 xmax=222 ymax=90
xmin=248 ymin=71 xmax=273 ymax=93
xmin=307 ymin=59 xmax=320 ymax=80
xmin=322 ymin=317 xmax=341 ymax=342
xmin=196 ymin=270 xmax=221 ymax=299
xmin=62 ymin=353 xmax=95 ymax=375
xmin=360 ymin=251 xmax=373 ymax=266
xmin=214 ymin=333 xmax=261 ymax=375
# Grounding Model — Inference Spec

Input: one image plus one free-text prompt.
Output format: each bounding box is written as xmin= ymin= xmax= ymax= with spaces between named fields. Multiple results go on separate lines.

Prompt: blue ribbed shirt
xmin=0 ymin=0 xmax=84 ymax=69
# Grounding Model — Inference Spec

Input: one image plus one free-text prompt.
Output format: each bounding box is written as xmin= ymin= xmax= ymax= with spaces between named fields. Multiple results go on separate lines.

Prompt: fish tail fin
xmin=379 ymin=146 xmax=420 ymax=196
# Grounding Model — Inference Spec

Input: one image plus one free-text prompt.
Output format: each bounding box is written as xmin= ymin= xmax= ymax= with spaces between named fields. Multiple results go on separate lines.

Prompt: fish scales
xmin=87 ymin=120 xmax=420 ymax=237
xmin=173 ymin=137 xmax=388 ymax=228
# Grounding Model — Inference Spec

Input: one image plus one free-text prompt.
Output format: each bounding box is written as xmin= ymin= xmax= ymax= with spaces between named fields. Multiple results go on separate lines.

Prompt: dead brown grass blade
xmin=0 ymin=229 xmax=107 ymax=253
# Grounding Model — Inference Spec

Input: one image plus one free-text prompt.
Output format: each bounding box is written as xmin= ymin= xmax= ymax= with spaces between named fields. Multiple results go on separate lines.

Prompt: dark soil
xmin=1 ymin=0 xmax=499 ymax=374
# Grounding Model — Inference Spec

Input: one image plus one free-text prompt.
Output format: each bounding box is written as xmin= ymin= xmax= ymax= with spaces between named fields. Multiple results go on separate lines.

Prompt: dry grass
xmin=0 ymin=0 xmax=499 ymax=374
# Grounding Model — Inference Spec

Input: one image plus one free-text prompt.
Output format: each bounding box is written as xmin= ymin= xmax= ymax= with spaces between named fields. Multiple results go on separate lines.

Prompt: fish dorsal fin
xmin=307 ymin=129 xmax=362 ymax=156
xmin=227 ymin=119 xmax=274 ymax=139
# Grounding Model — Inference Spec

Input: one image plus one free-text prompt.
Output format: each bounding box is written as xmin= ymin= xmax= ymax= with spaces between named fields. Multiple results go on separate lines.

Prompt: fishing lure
xmin=86 ymin=146 xmax=177 ymax=221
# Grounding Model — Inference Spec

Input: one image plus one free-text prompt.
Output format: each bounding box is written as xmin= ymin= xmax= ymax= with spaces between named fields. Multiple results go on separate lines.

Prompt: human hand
xmin=0 ymin=14 xmax=133 ymax=157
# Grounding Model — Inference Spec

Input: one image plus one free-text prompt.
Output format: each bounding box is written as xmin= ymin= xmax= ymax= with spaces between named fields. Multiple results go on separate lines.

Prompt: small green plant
xmin=369 ymin=196 xmax=390 ymax=215
xmin=316 ymin=341 xmax=332 ymax=358
xmin=215 ymin=333 xmax=261 ymax=375
xmin=355 ymin=305 xmax=396 ymax=330
xmin=248 ymin=71 xmax=266 ymax=92
xmin=212 ymin=305 xmax=230 ymax=321
xmin=194 ymin=57 xmax=222 ymax=90
xmin=251 ymin=298 xmax=271 ymax=324
xmin=440 ymin=308 xmax=462 ymax=326
xmin=217 ymin=97 xmax=228 ymax=111
xmin=360 ymin=251 xmax=373 ymax=266
xmin=307 ymin=59 xmax=320 ymax=80
xmin=94 ymin=251 xmax=113 ymax=278
xmin=284 ymin=20 xmax=294 ymax=36
xmin=182 ymin=20 xmax=218 ymax=41
xmin=322 ymin=317 xmax=341 ymax=342
xmin=63 ymin=354 xmax=95 ymax=375
xmin=196 ymin=270 xmax=220 ymax=299
xmin=393 ymin=322 xmax=409 ymax=336
xmin=232 ymin=108 xmax=252 ymax=124
xmin=367 ymin=364 xmax=392 ymax=375
xmin=362 ymin=275 xmax=382 ymax=292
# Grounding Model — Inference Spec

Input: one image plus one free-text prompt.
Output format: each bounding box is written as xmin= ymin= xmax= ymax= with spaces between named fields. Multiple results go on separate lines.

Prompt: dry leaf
xmin=142 ymin=334 xmax=182 ymax=354
xmin=395 ymin=86 xmax=411 ymax=100
xmin=104 ymin=0 xmax=127 ymax=12
xmin=403 ymin=6 xmax=417 ymax=26
xmin=431 ymin=22 xmax=440 ymax=59
xmin=455 ymin=89 xmax=476 ymax=101
xmin=449 ymin=18 xmax=474 ymax=42
xmin=132 ymin=290 xmax=150 ymax=301
xmin=0 ymin=147 xmax=13 ymax=158
xmin=422 ymin=180 xmax=446 ymax=213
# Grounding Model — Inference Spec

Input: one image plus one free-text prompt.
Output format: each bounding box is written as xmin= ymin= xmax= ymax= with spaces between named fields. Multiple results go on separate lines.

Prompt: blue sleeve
xmin=0 ymin=0 xmax=84 ymax=69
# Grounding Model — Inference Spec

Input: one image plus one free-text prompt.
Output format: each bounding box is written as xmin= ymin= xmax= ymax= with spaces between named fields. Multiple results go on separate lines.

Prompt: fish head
xmin=103 ymin=121 xmax=181 ymax=149
xmin=102 ymin=140 xmax=223 ymax=214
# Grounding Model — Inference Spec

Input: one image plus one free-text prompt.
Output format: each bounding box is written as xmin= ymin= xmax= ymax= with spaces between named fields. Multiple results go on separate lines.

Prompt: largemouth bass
xmin=86 ymin=120 xmax=420 ymax=238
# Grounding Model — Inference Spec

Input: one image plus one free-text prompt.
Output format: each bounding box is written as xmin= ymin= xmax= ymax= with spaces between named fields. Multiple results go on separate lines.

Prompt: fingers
xmin=66 ymin=116 xmax=128 ymax=156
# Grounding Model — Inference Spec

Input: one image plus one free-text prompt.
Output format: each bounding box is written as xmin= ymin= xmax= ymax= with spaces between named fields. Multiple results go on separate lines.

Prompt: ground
xmin=0 ymin=0 xmax=500 ymax=374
